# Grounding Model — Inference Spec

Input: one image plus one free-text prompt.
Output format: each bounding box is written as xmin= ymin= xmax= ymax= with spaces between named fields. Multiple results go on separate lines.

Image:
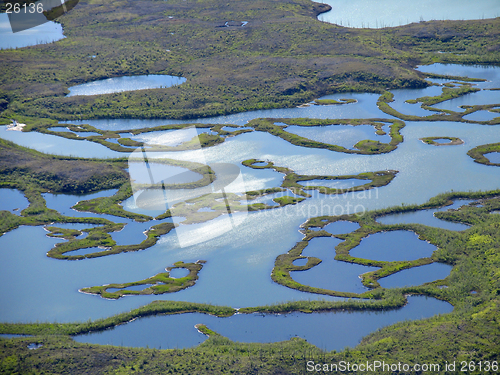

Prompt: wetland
xmin=1 ymin=0 xmax=500 ymax=372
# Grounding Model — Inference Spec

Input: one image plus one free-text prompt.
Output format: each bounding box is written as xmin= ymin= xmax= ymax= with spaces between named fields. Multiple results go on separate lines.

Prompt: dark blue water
xmin=378 ymin=263 xmax=453 ymax=288
xmin=323 ymin=221 xmax=360 ymax=235
xmin=0 ymin=189 xmax=29 ymax=215
xmin=350 ymin=231 xmax=436 ymax=262
xmin=73 ymin=295 xmax=452 ymax=351
xmin=292 ymin=237 xmax=379 ymax=293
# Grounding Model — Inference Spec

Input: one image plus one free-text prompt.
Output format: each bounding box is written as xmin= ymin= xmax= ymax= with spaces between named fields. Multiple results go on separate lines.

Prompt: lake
xmin=317 ymin=0 xmax=500 ymax=28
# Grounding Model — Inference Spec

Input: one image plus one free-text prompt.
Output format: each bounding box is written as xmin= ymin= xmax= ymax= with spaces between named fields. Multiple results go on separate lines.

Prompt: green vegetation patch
xmin=313 ymin=98 xmax=357 ymax=105
xmin=248 ymin=117 xmax=406 ymax=155
xmin=467 ymin=142 xmax=500 ymax=166
xmin=81 ymin=260 xmax=205 ymax=299
xmin=243 ymin=158 xmax=398 ymax=197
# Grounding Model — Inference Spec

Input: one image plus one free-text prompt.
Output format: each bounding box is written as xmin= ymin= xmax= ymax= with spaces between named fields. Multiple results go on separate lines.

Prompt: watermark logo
xmin=128 ymin=126 xmax=248 ymax=248
xmin=3 ymin=0 xmax=79 ymax=33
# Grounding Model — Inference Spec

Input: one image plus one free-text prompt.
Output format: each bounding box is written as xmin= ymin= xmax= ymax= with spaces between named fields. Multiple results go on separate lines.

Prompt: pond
xmin=350 ymin=230 xmax=437 ymax=262
xmin=317 ymin=0 xmax=500 ymax=28
xmin=67 ymin=75 xmax=186 ymax=97
xmin=430 ymin=90 xmax=500 ymax=112
xmin=73 ymin=295 xmax=452 ymax=352
xmin=485 ymin=152 xmax=500 ymax=164
xmin=291 ymin=237 xmax=379 ymax=293
xmin=378 ymin=263 xmax=453 ymax=288
xmin=0 ymin=14 xmax=65 ymax=50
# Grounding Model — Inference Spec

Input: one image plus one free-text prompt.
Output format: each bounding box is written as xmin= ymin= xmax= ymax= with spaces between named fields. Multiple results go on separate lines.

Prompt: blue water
xmin=285 ymin=124 xmax=391 ymax=149
xmin=74 ymin=295 xmax=452 ymax=351
xmin=377 ymin=200 xmax=474 ymax=231
xmin=318 ymin=0 xmax=500 ymax=28
xmin=378 ymin=263 xmax=453 ymax=288
xmin=169 ymin=268 xmax=190 ymax=278
xmin=128 ymin=163 xmax=202 ymax=184
xmin=431 ymin=138 xmax=453 ymax=144
xmin=67 ymin=75 xmax=186 ymax=97
xmin=1 ymin=64 xmax=499 ymax=350
xmin=390 ymin=86 xmax=444 ymax=117
xmin=417 ymin=64 xmax=500 ymax=90
xmin=250 ymin=191 xmax=299 ymax=206
xmin=350 ymin=231 xmax=436 ymax=262
xmin=323 ymin=221 xmax=360 ymax=235
xmin=486 ymin=152 xmax=500 ymax=164
xmin=463 ymin=110 xmax=500 ymax=122
xmin=292 ymin=258 xmax=309 ymax=266
xmin=0 ymin=14 xmax=65 ymax=49
xmin=49 ymin=127 xmax=73 ymax=132
xmin=0 ymin=189 xmax=29 ymax=215
xmin=67 ymin=247 xmax=110 ymax=256
xmin=62 ymin=93 xmax=390 ymax=129
xmin=292 ymin=237 xmax=379 ymax=293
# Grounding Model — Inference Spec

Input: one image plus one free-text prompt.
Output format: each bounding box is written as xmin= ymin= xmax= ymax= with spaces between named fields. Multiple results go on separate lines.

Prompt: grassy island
xmin=80 ymin=261 xmax=205 ymax=299
xmin=243 ymin=159 xmax=397 ymax=197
